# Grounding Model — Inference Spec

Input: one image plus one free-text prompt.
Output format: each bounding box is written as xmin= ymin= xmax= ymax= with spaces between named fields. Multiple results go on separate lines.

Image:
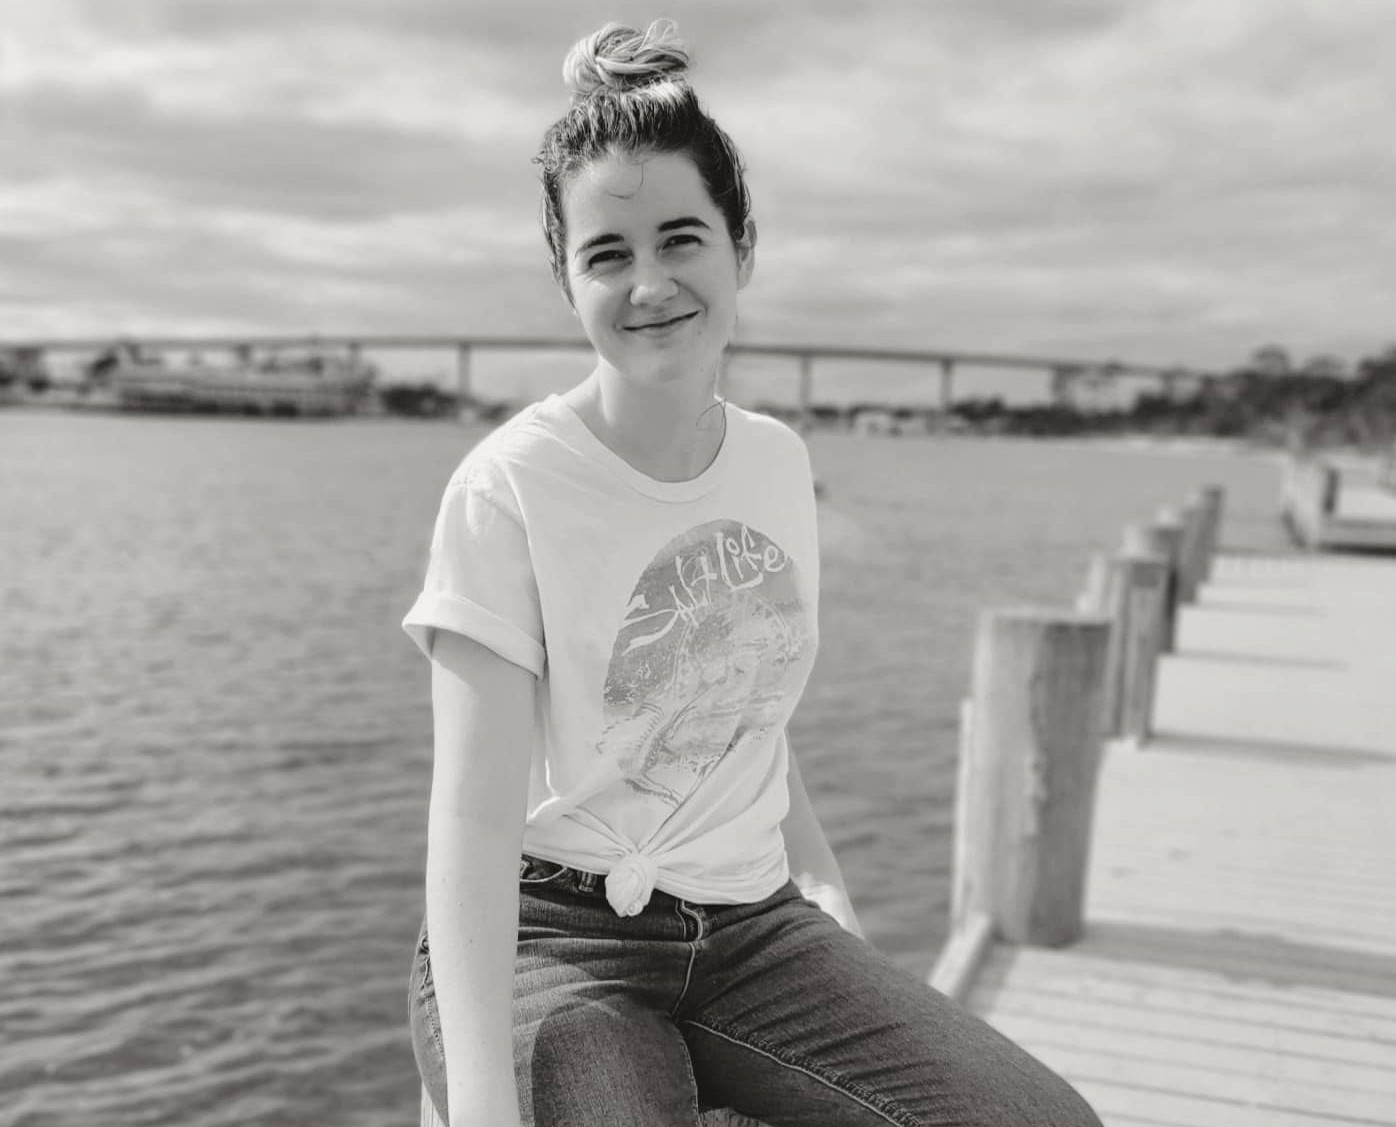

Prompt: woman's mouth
xmin=624 ymin=311 xmax=699 ymax=333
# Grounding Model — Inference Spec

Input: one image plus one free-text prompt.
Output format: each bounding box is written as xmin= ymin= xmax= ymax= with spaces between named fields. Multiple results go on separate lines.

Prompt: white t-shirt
xmin=402 ymin=393 xmax=820 ymax=915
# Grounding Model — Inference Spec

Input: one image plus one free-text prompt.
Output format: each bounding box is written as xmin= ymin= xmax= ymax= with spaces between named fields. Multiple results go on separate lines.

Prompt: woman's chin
xmin=608 ymin=355 xmax=717 ymax=390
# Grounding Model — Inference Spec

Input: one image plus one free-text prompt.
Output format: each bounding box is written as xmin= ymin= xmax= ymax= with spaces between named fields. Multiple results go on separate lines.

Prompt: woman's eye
xmin=666 ymin=234 xmax=700 ymax=249
xmin=588 ymin=250 xmax=624 ymax=268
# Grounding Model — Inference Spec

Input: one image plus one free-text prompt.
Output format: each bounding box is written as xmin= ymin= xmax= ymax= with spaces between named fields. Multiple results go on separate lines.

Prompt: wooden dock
xmin=1282 ymin=454 xmax=1396 ymax=551
xmin=419 ymin=480 xmax=1396 ymax=1127
xmin=958 ymin=550 xmax=1396 ymax=1126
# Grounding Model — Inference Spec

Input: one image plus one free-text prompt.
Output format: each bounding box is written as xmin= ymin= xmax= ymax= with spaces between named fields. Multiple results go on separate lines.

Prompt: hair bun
xmin=562 ymin=19 xmax=689 ymax=100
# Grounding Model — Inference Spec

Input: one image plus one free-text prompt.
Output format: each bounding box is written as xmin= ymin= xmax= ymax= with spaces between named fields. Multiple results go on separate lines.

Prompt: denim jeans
xmin=409 ymin=856 xmax=1102 ymax=1127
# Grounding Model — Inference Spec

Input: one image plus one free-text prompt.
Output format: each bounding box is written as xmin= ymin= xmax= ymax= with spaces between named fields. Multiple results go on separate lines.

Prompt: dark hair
xmin=533 ymin=20 xmax=752 ymax=291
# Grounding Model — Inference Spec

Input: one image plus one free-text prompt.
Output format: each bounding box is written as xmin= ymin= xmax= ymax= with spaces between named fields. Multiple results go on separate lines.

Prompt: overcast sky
xmin=6 ymin=0 xmax=1394 ymax=380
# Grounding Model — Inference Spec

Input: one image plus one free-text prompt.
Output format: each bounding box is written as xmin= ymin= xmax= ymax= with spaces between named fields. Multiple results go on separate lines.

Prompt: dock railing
xmin=928 ymin=485 xmax=1224 ymax=1001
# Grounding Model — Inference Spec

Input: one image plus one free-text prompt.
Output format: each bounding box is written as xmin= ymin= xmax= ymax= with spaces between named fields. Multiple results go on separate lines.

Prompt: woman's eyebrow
xmin=658 ymin=217 xmax=711 ymax=233
xmin=574 ymin=217 xmax=712 ymax=259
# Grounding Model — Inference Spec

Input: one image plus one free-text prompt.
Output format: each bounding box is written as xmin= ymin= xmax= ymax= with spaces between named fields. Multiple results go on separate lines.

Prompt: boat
xmin=95 ymin=343 xmax=376 ymax=417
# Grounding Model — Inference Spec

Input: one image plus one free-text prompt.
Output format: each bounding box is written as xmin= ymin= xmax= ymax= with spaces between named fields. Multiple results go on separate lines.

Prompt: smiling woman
xmin=400 ymin=18 xmax=1104 ymax=1127
xmin=556 ymin=150 xmax=753 ymax=456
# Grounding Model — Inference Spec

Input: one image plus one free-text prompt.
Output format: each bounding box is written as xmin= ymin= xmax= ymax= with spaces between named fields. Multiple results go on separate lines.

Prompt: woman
xmin=402 ymin=20 xmax=1102 ymax=1127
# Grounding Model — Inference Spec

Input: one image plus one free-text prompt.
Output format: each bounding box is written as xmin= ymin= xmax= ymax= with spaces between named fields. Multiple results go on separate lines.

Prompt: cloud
xmin=3 ymin=0 xmax=1394 ymax=370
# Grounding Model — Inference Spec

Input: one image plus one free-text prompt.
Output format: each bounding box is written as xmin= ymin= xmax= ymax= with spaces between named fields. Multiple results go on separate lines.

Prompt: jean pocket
xmin=519 ymin=855 xmax=570 ymax=885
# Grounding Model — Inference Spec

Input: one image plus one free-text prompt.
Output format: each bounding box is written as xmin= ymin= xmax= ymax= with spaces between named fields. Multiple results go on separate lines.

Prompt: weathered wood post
xmin=1319 ymin=462 xmax=1340 ymax=515
xmin=951 ymin=696 xmax=979 ymax=935
xmin=1175 ymin=496 xmax=1208 ymax=605
xmin=1141 ymin=509 xmax=1185 ymax=652
xmin=1193 ymin=485 xmax=1225 ymax=583
xmin=960 ymin=607 xmax=1112 ymax=947
xmin=1108 ymin=551 xmax=1170 ymax=743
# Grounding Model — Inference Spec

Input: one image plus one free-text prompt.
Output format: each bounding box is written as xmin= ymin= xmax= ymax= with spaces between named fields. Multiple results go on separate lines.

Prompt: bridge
xmin=2 ymin=334 xmax=1212 ymax=418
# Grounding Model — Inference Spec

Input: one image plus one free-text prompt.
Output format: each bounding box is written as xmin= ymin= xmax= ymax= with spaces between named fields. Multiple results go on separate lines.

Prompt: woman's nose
xmin=630 ymin=260 xmax=679 ymax=305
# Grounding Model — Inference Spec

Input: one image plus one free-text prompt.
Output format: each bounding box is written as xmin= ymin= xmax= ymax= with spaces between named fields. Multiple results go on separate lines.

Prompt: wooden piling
xmin=1130 ymin=510 xmax=1183 ymax=653
xmin=1178 ymin=485 xmax=1226 ymax=602
xmin=1097 ymin=557 xmax=1128 ymax=737
xmin=1321 ymin=462 xmax=1340 ymax=514
xmin=1114 ymin=553 xmax=1169 ymax=744
xmin=1175 ymin=496 xmax=1208 ymax=605
xmin=962 ymin=607 xmax=1112 ymax=947
xmin=950 ymin=696 xmax=974 ymax=933
xmin=1193 ymin=485 xmax=1224 ymax=582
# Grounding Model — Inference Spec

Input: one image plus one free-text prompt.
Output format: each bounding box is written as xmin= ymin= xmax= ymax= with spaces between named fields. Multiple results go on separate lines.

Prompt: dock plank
xmin=979 ymin=945 xmax=1396 ymax=1022
xmin=973 ymin=956 xmax=1396 ymax=1044
xmin=973 ymin=988 xmax=1394 ymax=1068
xmin=1003 ymin=1039 xmax=1396 ymax=1122
xmin=961 ymin=552 xmax=1396 ymax=1127
xmin=1067 ymin=1076 xmax=1380 ymax=1127
xmin=978 ymin=1008 xmax=1396 ymax=1097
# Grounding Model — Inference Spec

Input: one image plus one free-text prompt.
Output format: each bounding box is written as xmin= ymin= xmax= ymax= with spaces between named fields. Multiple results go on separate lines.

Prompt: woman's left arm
xmin=783 ymin=741 xmax=864 ymax=938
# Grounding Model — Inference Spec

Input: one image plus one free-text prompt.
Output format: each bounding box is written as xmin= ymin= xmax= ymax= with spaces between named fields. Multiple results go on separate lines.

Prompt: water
xmin=0 ymin=409 xmax=1291 ymax=1126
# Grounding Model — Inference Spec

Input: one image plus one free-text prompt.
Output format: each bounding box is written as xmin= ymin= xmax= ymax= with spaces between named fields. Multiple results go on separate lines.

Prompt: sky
xmin=4 ymin=0 xmax=1394 ymax=401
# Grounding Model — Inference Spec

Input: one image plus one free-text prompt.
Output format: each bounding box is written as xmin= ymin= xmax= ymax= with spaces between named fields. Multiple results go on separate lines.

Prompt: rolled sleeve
xmin=401 ymin=475 xmax=545 ymax=677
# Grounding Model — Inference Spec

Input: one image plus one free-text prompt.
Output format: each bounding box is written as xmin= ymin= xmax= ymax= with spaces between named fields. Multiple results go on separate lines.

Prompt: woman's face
xmin=560 ymin=149 xmax=754 ymax=391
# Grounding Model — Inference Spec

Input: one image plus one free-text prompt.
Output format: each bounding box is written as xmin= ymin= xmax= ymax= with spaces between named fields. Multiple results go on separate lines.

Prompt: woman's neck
xmin=563 ymin=367 xmax=726 ymax=483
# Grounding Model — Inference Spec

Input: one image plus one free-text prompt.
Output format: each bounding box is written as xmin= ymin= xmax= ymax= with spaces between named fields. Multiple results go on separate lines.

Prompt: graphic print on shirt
xmin=595 ymin=520 xmax=811 ymax=809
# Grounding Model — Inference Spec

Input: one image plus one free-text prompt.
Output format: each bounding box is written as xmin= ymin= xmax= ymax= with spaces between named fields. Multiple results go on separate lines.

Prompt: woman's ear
xmin=735 ymin=219 xmax=757 ymax=290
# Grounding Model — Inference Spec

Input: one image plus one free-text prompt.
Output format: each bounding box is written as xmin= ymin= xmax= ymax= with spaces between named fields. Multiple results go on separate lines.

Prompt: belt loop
xmin=579 ymin=870 xmax=597 ymax=892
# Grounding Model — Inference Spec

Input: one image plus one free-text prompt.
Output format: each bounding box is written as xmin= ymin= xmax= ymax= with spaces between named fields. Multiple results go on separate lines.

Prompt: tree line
xmin=943 ymin=344 xmax=1396 ymax=449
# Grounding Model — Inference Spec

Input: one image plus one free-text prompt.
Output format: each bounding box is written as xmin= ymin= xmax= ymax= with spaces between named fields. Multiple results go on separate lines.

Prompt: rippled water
xmin=0 ymin=409 xmax=1290 ymax=1126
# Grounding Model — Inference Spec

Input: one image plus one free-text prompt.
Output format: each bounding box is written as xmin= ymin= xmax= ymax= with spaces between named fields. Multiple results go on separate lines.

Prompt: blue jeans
xmin=409 ymin=856 xmax=1102 ymax=1127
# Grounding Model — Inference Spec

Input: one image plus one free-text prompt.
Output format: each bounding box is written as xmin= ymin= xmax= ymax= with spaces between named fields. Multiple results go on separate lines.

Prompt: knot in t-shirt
xmin=605 ymin=852 xmax=659 ymax=917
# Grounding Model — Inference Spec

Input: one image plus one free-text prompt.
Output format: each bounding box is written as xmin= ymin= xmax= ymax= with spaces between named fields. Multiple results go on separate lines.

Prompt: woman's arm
xmin=783 ymin=743 xmax=864 ymax=938
xmin=425 ymin=630 xmax=536 ymax=1127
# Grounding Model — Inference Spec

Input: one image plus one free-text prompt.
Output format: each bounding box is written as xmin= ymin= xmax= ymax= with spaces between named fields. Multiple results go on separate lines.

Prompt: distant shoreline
xmin=8 ymin=396 xmax=1384 ymax=466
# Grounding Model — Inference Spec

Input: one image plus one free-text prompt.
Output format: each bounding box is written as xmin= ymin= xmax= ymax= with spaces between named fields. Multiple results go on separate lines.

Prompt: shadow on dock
xmin=1147 ymin=729 xmax=1393 ymax=768
xmin=1051 ymin=920 xmax=1396 ymax=1000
